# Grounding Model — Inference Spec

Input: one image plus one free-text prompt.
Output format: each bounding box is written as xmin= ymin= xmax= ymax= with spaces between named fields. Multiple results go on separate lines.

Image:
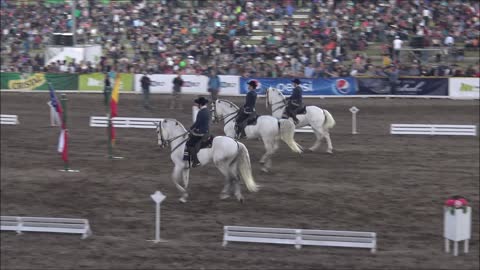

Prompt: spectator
xmin=207 ymin=70 xmax=221 ymax=103
xmin=171 ymin=72 xmax=184 ymax=110
xmin=384 ymin=65 xmax=399 ymax=95
xmin=444 ymin=34 xmax=455 ymax=47
xmin=140 ymin=73 xmax=152 ymax=109
xmin=0 ymin=0 xmax=478 ymax=77
xmin=393 ymin=36 xmax=403 ymax=62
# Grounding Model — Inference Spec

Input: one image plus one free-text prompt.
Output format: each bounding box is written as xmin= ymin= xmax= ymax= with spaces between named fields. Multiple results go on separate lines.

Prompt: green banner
xmin=0 ymin=73 xmax=78 ymax=90
xmin=78 ymin=73 xmax=133 ymax=92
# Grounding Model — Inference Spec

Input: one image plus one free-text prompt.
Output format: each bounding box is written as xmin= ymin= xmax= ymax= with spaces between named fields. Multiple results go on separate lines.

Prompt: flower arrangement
xmin=444 ymin=195 xmax=469 ymax=215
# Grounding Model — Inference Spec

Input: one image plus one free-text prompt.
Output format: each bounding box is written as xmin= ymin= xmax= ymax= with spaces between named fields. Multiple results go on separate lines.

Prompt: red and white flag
xmin=49 ymin=83 xmax=68 ymax=162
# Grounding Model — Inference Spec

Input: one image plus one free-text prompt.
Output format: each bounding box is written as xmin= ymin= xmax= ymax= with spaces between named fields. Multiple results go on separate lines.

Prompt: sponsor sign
xmin=239 ymin=77 xmax=357 ymax=95
xmin=0 ymin=72 xmax=77 ymax=90
xmin=134 ymin=74 xmax=208 ymax=94
xmin=357 ymin=77 xmax=448 ymax=96
xmin=218 ymin=75 xmax=240 ymax=95
xmin=449 ymin=78 xmax=479 ymax=99
xmin=79 ymin=73 xmax=133 ymax=91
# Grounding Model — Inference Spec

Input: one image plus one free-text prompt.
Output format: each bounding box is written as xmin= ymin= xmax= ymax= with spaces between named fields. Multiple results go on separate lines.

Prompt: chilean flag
xmin=49 ymin=83 xmax=68 ymax=162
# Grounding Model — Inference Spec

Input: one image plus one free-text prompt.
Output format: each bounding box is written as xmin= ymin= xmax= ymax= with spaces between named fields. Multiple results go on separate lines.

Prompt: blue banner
xmin=357 ymin=77 xmax=448 ymax=96
xmin=239 ymin=77 xmax=357 ymax=95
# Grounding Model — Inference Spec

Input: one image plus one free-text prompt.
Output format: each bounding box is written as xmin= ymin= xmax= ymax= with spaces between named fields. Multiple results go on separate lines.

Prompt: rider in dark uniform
xmin=285 ymin=78 xmax=303 ymax=124
xmin=235 ymin=80 xmax=258 ymax=139
xmin=185 ymin=96 xmax=210 ymax=168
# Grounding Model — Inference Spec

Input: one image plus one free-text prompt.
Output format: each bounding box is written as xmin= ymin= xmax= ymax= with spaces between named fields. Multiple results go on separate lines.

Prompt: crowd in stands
xmin=1 ymin=0 xmax=479 ymax=77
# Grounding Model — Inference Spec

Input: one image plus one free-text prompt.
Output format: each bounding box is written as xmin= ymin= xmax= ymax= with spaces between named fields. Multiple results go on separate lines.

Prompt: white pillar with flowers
xmin=443 ymin=196 xmax=471 ymax=256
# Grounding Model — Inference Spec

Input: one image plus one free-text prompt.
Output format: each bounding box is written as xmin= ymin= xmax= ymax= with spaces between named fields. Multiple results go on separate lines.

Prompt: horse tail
xmin=235 ymin=142 xmax=259 ymax=192
xmin=279 ymin=119 xmax=303 ymax=153
xmin=322 ymin=109 xmax=336 ymax=130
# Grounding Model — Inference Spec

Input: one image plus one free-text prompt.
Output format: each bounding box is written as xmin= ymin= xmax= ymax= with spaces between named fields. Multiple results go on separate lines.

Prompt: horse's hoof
xmin=307 ymin=148 xmax=315 ymax=152
xmin=261 ymin=167 xmax=270 ymax=173
xmin=220 ymin=193 xmax=230 ymax=200
xmin=326 ymin=149 xmax=333 ymax=154
xmin=179 ymin=197 xmax=187 ymax=203
xmin=259 ymin=159 xmax=266 ymax=164
xmin=238 ymin=197 xmax=244 ymax=204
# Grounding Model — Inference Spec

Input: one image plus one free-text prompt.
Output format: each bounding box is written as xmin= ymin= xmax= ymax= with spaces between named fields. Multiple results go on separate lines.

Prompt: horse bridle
xmin=156 ymin=121 xmax=189 ymax=152
xmin=266 ymin=88 xmax=287 ymax=113
xmin=212 ymin=101 xmax=239 ymax=125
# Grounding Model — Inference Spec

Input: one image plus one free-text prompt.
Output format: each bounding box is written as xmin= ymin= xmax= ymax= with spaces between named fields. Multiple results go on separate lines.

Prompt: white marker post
xmin=350 ymin=106 xmax=359 ymax=134
xmin=148 ymin=191 xmax=167 ymax=243
xmin=192 ymin=105 xmax=199 ymax=122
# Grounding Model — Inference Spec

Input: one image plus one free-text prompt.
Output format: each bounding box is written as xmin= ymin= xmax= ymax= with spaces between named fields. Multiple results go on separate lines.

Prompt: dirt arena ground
xmin=1 ymin=92 xmax=479 ymax=270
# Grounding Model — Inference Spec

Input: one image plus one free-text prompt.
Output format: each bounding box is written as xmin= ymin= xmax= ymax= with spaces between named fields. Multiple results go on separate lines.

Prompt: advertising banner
xmin=134 ymin=74 xmax=208 ymax=94
xmin=449 ymin=78 xmax=479 ymax=99
xmin=0 ymin=72 xmax=77 ymax=90
xmin=239 ymin=77 xmax=357 ymax=95
xmin=218 ymin=75 xmax=240 ymax=96
xmin=79 ymin=73 xmax=133 ymax=91
xmin=357 ymin=77 xmax=448 ymax=96
xmin=45 ymin=45 xmax=102 ymax=66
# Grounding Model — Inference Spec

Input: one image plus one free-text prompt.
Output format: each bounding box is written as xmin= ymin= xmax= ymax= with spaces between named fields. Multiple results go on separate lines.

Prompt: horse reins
xmin=158 ymin=122 xmax=190 ymax=153
xmin=266 ymin=89 xmax=287 ymax=114
xmin=169 ymin=132 xmax=190 ymax=153
xmin=213 ymin=102 xmax=239 ymax=126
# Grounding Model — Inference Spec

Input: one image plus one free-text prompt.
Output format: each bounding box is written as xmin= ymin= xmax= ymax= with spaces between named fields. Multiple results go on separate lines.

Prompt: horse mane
xmin=217 ymin=99 xmax=239 ymax=110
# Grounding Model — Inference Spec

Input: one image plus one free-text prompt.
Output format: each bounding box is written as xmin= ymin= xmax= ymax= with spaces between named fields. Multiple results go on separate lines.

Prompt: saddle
xmin=245 ymin=115 xmax=260 ymax=126
xmin=199 ymin=135 xmax=214 ymax=149
xmin=184 ymin=135 xmax=214 ymax=166
xmin=297 ymin=105 xmax=307 ymax=115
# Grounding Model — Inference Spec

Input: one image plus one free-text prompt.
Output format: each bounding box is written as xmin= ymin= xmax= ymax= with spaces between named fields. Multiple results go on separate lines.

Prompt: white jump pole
xmin=148 ymin=191 xmax=167 ymax=243
xmin=350 ymin=106 xmax=359 ymax=134
xmin=192 ymin=106 xmax=199 ymax=122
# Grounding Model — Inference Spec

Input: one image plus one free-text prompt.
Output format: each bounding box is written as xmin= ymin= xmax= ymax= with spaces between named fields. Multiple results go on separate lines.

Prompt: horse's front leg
xmin=172 ymin=166 xmax=188 ymax=203
xmin=182 ymin=168 xmax=190 ymax=189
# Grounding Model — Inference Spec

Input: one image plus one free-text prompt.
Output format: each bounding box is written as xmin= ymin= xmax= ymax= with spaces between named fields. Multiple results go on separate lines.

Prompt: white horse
xmin=156 ymin=119 xmax=258 ymax=203
xmin=213 ymin=99 xmax=303 ymax=172
xmin=265 ymin=87 xmax=336 ymax=153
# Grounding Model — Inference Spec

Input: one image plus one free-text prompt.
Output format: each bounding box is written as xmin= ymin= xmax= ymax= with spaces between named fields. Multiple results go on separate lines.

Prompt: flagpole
xmin=108 ymin=111 xmax=113 ymax=159
xmin=105 ymin=85 xmax=113 ymax=159
xmin=105 ymin=74 xmax=123 ymax=160
xmin=59 ymin=94 xmax=79 ymax=172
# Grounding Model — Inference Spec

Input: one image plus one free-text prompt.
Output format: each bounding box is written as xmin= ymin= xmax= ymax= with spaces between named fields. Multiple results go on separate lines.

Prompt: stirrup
xmin=192 ymin=161 xmax=201 ymax=168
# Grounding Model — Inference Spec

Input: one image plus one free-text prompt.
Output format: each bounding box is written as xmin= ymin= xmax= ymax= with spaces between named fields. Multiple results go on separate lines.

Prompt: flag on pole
xmin=49 ymin=83 xmax=68 ymax=162
xmin=110 ymin=74 xmax=121 ymax=117
xmin=110 ymin=74 xmax=121 ymax=143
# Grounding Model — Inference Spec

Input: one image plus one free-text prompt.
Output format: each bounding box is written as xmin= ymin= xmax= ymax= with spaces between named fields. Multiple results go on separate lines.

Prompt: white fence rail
xmin=1 ymin=216 xmax=92 ymax=239
xmin=0 ymin=114 xmax=19 ymax=125
xmin=390 ymin=124 xmax=477 ymax=136
xmin=90 ymin=116 xmax=163 ymax=129
xmin=223 ymin=226 xmax=376 ymax=252
xmin=295 ymin=126 xmax=314 ymax=133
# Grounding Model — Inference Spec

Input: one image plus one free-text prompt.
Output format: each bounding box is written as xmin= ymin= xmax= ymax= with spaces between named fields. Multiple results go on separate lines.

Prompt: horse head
xmin=213 ymin=99 xmax=238 ymax=124
xmin=155 ymin=121 xmax=167 ymax=148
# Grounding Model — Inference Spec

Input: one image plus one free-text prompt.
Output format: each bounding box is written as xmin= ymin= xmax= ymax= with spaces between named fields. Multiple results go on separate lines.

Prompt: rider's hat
xmin=247 ymin=80 xmax=258 ymax=89
xmin=194 ymin=96 xmax=209 ymax=105
xmin=292 ymin=78 xmax=301 ymax=84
